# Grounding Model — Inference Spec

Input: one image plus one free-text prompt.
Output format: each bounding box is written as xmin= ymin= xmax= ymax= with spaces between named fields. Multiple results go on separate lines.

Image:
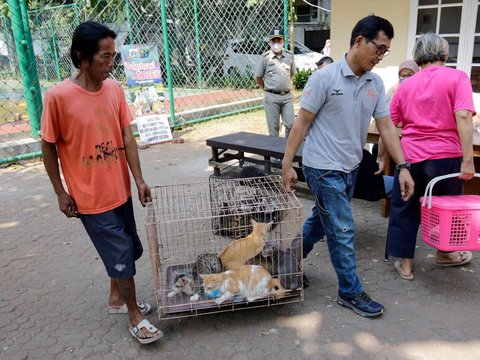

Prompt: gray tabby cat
xmin=167 ymin=252 xmax=223 ymax=300
xmin=247 ymin=240 xmax=301 ymax=290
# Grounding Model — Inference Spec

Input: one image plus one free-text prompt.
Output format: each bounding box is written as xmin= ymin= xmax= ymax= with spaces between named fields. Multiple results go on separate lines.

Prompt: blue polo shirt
xmin=300 ymin=56 xmax=390 ymax=172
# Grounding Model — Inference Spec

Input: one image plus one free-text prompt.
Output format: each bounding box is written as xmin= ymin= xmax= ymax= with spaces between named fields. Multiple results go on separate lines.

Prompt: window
xmin=295 ymin=0 xmax=319 ymax=23
xmin=471 ymin=2 xmax=480 ymax=90
xmin=232 ymin=40 xmax=268 ymax=55
xmin=411 ymin=0 xmax=480 ymax=91
xmin=296 ymin=5 xmax=311 ymax=23
xmin=415 ymin=0 xmax=462 ymax=67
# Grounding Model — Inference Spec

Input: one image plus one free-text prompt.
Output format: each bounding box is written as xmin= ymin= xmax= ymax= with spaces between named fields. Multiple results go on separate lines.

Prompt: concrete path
xmin=1 ymin=140 xmax=480 ymax=360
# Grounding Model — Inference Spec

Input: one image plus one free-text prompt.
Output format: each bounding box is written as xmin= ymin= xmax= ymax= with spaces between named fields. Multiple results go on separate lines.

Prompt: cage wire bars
xmin=145 ymin=175 xmax=304 ymax=319
xmin=0 ymin=0 xmax=288 ymax=165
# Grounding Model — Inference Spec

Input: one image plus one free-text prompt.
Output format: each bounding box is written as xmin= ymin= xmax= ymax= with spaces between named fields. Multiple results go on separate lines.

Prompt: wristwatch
xmin=396 ymin=162 xmax=411 ymax=170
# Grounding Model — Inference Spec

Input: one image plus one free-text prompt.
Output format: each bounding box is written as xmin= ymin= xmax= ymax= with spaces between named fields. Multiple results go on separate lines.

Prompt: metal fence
xmin=0 ymin=0 xmax=288 ymax=164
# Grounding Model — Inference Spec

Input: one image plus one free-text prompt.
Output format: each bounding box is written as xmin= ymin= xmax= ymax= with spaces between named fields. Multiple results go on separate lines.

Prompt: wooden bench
xmin=206 ymin=131 xmax=304 ymax=179
xmin=207 ymin=130 xmax=392 ymax=216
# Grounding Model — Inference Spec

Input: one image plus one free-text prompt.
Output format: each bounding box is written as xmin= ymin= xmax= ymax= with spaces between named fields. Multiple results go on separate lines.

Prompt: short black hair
xmin=70 ymin=21 xmax=117 ymax=69
xmin=350 ymin=15 xmax=394 ymax=47
xmin=316 ymin=56 xmax=333 ymax=66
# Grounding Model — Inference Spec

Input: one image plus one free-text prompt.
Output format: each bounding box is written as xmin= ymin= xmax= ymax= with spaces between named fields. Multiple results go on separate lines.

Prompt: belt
xmin=265 ymin=89 xmax=290 ymax=95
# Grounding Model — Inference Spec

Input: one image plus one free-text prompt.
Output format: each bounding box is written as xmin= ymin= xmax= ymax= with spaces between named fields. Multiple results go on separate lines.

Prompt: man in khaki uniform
xmin=255 ymin=28 xmax=295 ymax=137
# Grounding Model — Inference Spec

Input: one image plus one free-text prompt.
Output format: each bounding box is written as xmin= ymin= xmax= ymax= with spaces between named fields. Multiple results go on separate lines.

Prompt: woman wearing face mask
xmin=374 ymin=60 xmax=419 ymax=163
xmin=255 ymin=28 xmax=295 ymax=137
xmin=372 ymin=60 xmax=420 ymax=184
xmin=386 ymin=59 xmax=419 ymax=102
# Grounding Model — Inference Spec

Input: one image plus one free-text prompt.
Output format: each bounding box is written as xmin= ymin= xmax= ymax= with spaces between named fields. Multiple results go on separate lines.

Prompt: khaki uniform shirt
xmin=255 ymin=49 xmax=295 ymax=92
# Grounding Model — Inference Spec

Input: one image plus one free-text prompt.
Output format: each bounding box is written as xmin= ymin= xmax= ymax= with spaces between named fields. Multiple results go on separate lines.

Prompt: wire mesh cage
xmin=145 ymin=175 xmax=303 ymax=320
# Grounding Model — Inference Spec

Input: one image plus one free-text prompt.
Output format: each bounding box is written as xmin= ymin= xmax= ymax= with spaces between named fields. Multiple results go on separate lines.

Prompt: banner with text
xmin=121 ymin=44 xmax=166 ymax=118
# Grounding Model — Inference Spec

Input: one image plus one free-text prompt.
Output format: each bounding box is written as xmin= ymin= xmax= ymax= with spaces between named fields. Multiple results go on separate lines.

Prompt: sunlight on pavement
xmin=397 ymin=340 xmax=480 ymax=360
xmin=0 ymin=220 xmax=19 ymax=229
xmin=354 ymin=331 xmax=382 ymax=353
xmin=277 ymin=311 xmax=323 ymax=356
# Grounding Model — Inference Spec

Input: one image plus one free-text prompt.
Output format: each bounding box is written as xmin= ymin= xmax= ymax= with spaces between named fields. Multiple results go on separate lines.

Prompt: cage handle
xmin=422 ymin=173 xmax=480 ymax=209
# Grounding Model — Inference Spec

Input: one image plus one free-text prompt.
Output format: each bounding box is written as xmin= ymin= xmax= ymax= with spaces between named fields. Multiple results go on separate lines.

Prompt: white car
xmin=222 ymin=39 xmax=322 ymax=77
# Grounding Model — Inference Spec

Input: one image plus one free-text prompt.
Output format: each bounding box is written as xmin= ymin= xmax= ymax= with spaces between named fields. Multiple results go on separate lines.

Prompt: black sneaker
xmin=337 ymin=291 xmax=384 ymax=318
xmin=302 ymin=274 xmax=310 ymax=289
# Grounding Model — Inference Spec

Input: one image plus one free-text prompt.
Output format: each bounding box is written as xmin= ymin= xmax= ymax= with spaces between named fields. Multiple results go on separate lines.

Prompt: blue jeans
xmin=302 ymin=166 xmax=362 ymax=297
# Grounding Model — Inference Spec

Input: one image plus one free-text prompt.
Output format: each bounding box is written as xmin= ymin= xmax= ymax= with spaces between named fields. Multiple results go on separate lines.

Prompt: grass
xmin=0 ymin=80 xmax=57 ymax=124
xmin=173 ymin=94 xmax=301 ymax=141
xmin=0 ymin=99 xmax=28 ymax=123
xmin=173 ymin=108 xmax=272 ymax=141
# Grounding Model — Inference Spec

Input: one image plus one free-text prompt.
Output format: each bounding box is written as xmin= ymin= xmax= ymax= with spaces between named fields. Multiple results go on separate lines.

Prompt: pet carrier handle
xmin=422 ymin=173 xmax=480 ymax=209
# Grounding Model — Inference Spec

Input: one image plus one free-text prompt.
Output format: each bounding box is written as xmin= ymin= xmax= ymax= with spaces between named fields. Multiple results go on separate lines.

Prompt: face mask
xmin=399 ymin=74 xmax=413 ymax=83
xmin=271 ymin=43 xmax=283 ymax=53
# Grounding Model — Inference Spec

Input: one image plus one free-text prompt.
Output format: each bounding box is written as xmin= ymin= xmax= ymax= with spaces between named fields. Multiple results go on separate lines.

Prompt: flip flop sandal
xmin=109 ymin=302 xmax=152 ymax=316
xmin=137 ymin=302 xmax=152 ymax=316
xmin=434 ymin=251 xmax=473 ymax=267
xmin=129 ymin=319 xmax=163 ymax=345
xmin=394 ymin=259 xmax=414 ymax=280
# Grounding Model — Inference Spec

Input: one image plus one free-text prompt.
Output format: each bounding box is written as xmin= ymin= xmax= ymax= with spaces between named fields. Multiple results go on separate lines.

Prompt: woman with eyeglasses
xmin=384 ymin=33 xmax=475 ymax=280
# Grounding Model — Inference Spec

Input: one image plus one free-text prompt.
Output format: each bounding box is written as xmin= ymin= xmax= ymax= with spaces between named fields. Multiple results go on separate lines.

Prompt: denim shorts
xmin=80 ymin=197 xmax=143 ymax=279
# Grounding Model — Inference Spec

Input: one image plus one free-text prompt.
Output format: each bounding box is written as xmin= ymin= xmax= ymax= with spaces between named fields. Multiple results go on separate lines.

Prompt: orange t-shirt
xmin=41 ymin=79 xmax=133 ymax=214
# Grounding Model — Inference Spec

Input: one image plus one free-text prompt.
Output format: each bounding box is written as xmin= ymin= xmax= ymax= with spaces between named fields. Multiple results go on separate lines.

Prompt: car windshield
xmin=232 ymin=40 xmax=268 ymax=55
xmin=294 ymin=42 xmax=313 ymax=55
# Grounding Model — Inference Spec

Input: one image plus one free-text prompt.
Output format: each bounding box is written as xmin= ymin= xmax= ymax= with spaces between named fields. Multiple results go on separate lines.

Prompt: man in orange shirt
xmin=41 ymin=21 xmax=162 ymax=344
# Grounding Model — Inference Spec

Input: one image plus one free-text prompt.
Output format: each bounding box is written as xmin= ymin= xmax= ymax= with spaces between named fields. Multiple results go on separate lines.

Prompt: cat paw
xmin=190 ymin=293 xmax=200 ymax=302
xmin=167 ymin=291 xmax=175 ymax=298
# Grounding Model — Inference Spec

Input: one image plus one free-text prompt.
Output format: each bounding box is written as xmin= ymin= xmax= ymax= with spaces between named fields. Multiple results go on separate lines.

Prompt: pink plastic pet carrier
xmin=420 ymin=173 xmax=480 ymax=251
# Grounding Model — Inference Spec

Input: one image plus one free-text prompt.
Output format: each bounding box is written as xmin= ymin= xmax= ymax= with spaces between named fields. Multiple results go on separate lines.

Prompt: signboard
xmin=121 ymin=44 xmax=162 ymax=85
xmin=135 ymin=113 xmax=172 ymax=145
xmin=121 ymin=44 xmax=166 ymax=117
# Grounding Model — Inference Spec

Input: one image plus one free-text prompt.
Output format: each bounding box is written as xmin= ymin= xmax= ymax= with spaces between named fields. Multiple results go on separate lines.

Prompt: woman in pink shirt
xmin=386 ymin=33 xmax=475 ymax=280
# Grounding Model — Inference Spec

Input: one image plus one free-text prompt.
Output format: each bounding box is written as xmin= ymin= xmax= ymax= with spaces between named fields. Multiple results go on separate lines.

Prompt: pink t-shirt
xmin=41 ymin=79 xmax=133 ymax=214
xmin=390 ymin=66 xmax=475 ymax=164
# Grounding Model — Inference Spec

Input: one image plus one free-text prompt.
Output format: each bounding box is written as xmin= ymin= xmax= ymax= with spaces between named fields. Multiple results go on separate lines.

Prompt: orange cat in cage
xmin=196 ymin=265 xmax=285 ymax=304
xmin=219 ymin=220 xmax=273 ymax=270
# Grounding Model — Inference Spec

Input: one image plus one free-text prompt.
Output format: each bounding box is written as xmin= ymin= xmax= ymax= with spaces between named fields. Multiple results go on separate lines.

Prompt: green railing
xmin=0 ymin=0 xmax=289 ymax=164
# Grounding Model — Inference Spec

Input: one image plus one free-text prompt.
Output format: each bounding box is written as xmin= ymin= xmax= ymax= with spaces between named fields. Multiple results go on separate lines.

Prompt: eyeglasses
xmin=366 ymin=38 xmax=390 ymax=57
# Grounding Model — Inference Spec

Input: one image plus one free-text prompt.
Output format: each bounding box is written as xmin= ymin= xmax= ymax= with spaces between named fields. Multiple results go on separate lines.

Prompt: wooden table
xmin=366 ymin=123 xmax=480 ymax=216
xmin=207 ymin=128 xmax=480 ymax=218
xmin=206 ymin=131 xmax=304 ymax=179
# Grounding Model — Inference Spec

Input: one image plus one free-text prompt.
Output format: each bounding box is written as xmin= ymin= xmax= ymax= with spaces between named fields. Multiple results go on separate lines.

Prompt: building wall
xmin=331 ymin=0 xmax=411 ymax=88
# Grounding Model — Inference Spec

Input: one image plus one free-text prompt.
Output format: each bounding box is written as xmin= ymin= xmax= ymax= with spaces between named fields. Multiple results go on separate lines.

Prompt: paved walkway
xmin=1 ymin=140 xmax=480 ymax=360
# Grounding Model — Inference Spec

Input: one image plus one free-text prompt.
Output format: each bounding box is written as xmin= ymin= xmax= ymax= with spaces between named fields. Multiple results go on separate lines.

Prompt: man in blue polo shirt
xmin=282 ymin=15 xmax=415 ymax=317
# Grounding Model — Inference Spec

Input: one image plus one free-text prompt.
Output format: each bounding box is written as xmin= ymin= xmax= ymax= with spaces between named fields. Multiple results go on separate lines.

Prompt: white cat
xmin=191 ymin=265 xmax=285 ymax=304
